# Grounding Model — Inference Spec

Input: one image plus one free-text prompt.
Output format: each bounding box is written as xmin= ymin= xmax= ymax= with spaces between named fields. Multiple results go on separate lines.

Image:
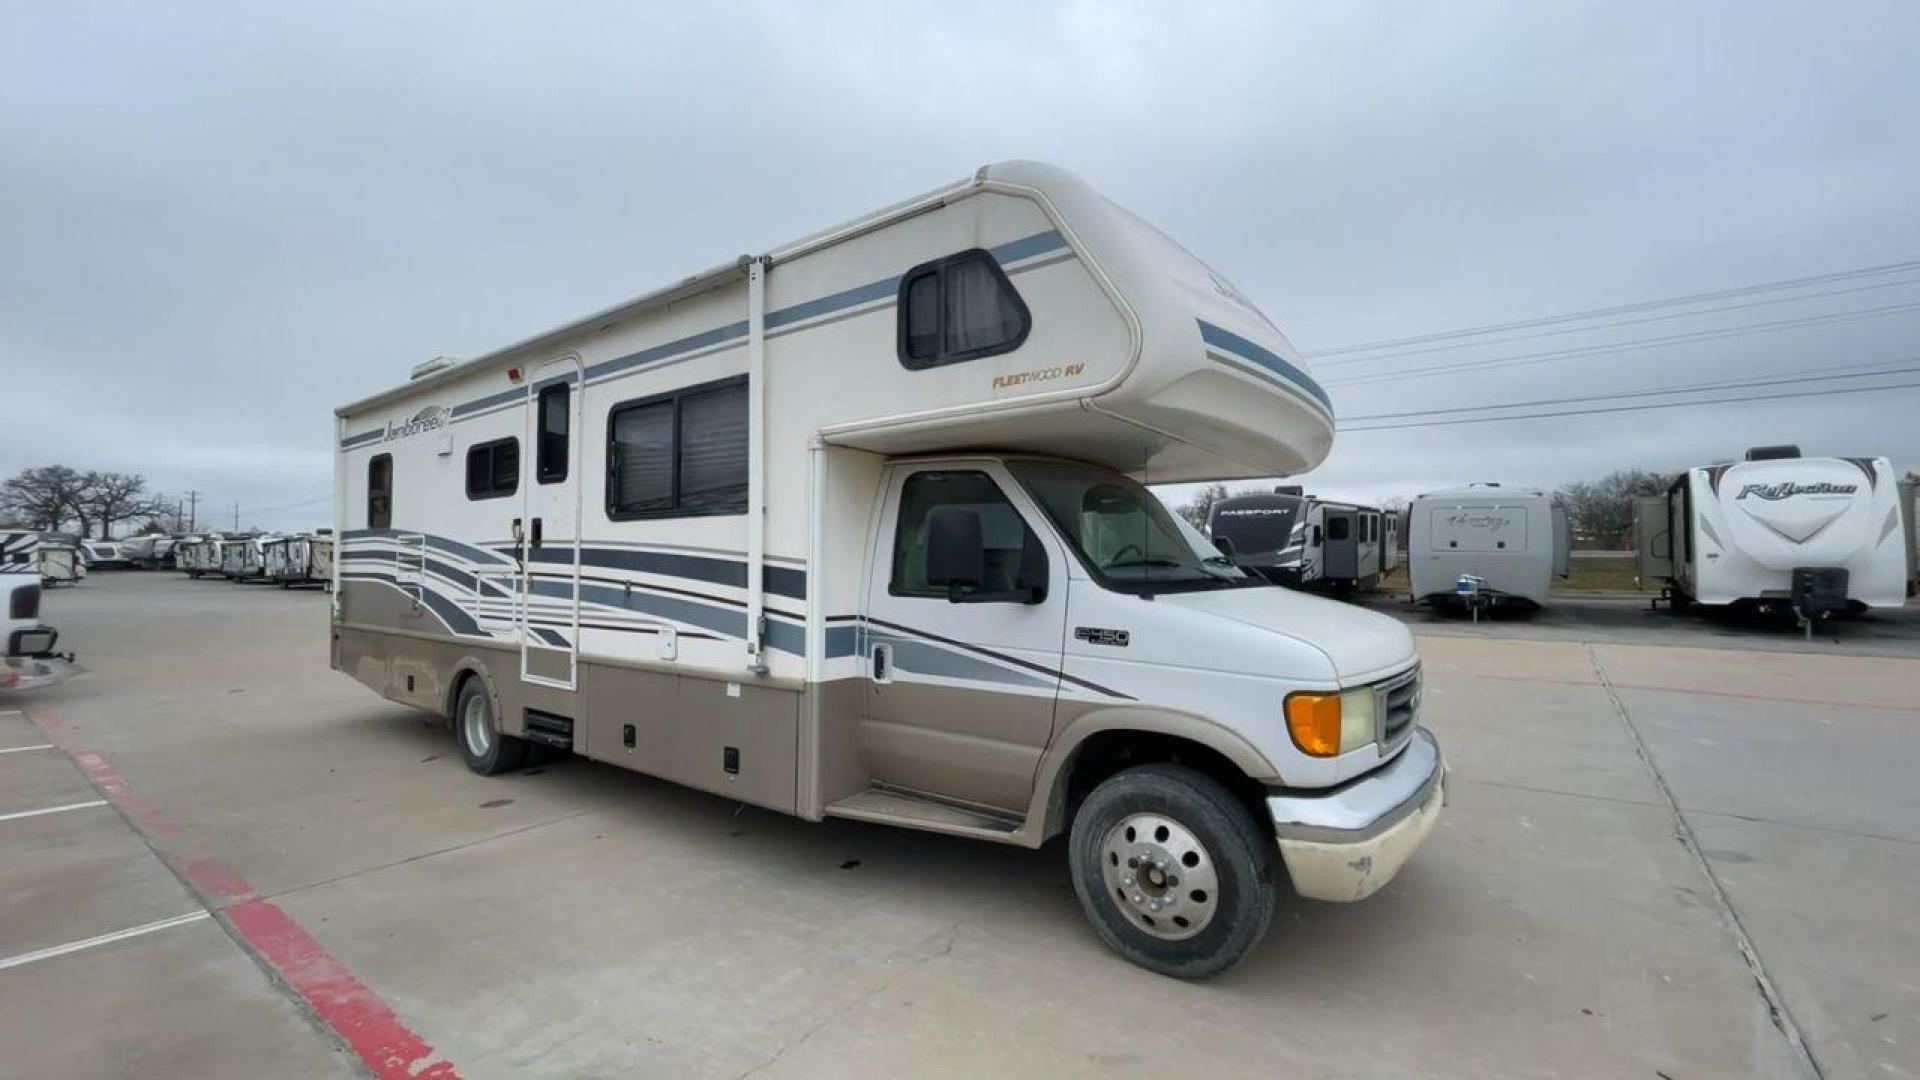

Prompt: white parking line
xmin=0 ymin=912 xmax=211 ymax=972
xmin=0 ymin=800 xmax=108 ymax=824
xmin=0 ymin=744 xmax=54 ymax=755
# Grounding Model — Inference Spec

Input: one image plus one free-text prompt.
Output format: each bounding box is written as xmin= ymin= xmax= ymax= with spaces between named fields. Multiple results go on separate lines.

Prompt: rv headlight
xmin=1284 ymin=688 xmax=1376 ymax=758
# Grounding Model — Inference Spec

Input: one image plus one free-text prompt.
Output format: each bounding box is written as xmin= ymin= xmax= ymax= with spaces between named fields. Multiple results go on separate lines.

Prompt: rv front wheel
xmin=1068 ymin=764 xmax=1275 ymax=979
xmin=455 ymin=677 xmax=526 ymax=775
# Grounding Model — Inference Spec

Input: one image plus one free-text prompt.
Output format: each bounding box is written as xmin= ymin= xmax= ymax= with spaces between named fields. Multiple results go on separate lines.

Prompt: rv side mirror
xmin=1212 ymin=535 xmax=1237 ymax=558
xmin=925 ymin=507 xmax=986 ymax=600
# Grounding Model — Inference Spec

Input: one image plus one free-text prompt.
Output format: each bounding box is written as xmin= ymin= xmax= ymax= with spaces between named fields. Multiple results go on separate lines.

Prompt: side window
xmin=465 ymin=438 xmax=519 ymax=500
xmin=368 ymin=454 xmax=392 ymax=528
xmin=1328 ymin=516 xmax=1350 ymax=542
xmin=607 ymin=376 xmax=748 ymax=519
xmin=896 ymin=249 xmax=1031 ymax=369
xmin=537 ymin=383 xmax=569 ymax=483
xmin=890 ymin=471 xmax=1045 ymax=600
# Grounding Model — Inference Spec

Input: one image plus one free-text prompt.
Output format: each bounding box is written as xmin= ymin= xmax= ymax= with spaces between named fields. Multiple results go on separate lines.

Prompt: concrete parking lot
xmin=4 ymin=574 xmax=1916 ymax=1079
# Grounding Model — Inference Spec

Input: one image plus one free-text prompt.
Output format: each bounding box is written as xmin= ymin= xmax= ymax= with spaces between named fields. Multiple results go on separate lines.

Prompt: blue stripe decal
xmin=1196 ymin=320 xmax=1333 ymax=416
xmin=340 ymin=428 xmax=385 ymax=449
xmin=765 ymin=276 xmax=900 ymax=331
xmin=989 ymin=229 xmax=1067 ymax=265
xmin=528 ymin=545 xmax=805 ymax=600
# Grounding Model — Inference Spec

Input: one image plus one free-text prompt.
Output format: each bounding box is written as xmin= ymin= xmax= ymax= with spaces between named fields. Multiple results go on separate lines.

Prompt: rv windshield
xmin=1008 ymin=460 xmax=1260 ymax=594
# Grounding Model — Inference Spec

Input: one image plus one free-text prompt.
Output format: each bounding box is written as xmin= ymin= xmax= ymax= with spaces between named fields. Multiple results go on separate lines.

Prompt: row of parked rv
xmin=0 ymin=529 xmax=335 ymax=589
xmin=175 ymin=532 xmax=335 ymax=587
xmin=1206 ymin=446 xmax=1918 ymax=627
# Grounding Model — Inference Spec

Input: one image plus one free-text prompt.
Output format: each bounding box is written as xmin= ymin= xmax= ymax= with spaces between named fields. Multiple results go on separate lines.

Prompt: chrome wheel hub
xmin=1100 ymin=812 xmax=1220 ymax=941
xmin=462 ymin=695 xmax=492 ymax=757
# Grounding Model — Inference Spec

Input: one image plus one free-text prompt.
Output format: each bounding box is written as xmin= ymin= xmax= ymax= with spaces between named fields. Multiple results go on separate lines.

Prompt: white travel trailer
xmin=176 ymin=536 xmax=214 ymax=577
xmin=331 ymin=162 xmax=1444 ymax=978
xmin=1 ymin=531 xmax=86 ymax=586
xmin=81 ymin=538 xmax=130 ymax=569
xmin=265 ymin=533 xmax=334 ymax=588
xmin=1635 ymin=446 xmax=1908 ymax=619
xmin=1408 ymin=485 xmax=1571 ymax=611
xmin=219 ymin=534 xmax=274 ymax=582
xmin=1207 ymin=490 xmax=1394 ymax=596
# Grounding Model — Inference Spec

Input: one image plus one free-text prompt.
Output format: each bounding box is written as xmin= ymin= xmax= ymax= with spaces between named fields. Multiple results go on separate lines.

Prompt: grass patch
xmin=1379 ymin=555 xmax=1652 ymax=596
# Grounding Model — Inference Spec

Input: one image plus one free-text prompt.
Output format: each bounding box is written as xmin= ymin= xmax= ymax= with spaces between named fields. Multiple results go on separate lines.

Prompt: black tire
xmin=454 ymin=677 xmax=526 ymax=776
xmin=1068 ymin=764 xmax=1276 ymax=979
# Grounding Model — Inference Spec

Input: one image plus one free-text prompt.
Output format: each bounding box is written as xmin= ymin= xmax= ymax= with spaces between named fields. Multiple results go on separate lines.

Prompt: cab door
xmin=519 ymin=356 xmax=583 ymax=691
xmin=860 ymin=463 xmax=1069 ymax=813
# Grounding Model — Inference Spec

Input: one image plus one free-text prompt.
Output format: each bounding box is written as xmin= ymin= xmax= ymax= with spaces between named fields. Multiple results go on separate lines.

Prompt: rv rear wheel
xmin=1068 ymin=764 xmax=1275 ymax=979
xmin=454 ymin=677 xmax=526 ymax=775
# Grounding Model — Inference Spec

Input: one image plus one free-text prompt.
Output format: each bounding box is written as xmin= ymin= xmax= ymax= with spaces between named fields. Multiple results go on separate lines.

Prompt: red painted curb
xmin=28 ymin=707 xmax=460 ymax=1080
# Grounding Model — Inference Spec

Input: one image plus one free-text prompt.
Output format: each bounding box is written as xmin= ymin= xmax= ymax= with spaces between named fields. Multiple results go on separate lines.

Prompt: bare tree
xmin=1175 ymin=482 xmax=1231 ymax=531
xmin=1559 ymin=469 xmax=1669 ymax=548
xmin=78 ymin=471 xmax=154 ymax=539
xmin=0 ymin=465 xmax=92 ymax=533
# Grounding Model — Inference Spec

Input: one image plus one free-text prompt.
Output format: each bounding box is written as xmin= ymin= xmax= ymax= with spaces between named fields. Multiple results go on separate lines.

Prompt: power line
xmin=1321 ymin=300 xmax=1920 ymax=388
xmin=1301 ymin=255 xmax=1920 ymax=359
xmin=1311 ymin=276 xmax=1920 ymax=370
xmin=1340 ymin=376 xmax=1920 ymax=433
xmin=1338 ymin=358 xmax=1920 ymax=425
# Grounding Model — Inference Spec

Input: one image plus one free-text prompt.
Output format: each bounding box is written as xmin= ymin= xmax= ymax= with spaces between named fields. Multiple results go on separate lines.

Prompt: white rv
xmin=1 ymin=531 xmax=86 ymax=587
xmin=266 ymin=533 xmax=334 ymax=588
xmin=1408 ymin=485 xmax=1570 ymax=611
xmin=1207 ymin=490 xmax=1394 ymax=596
xmin=176 ymin=536 xmax=215 ymax=577
xmin=81 ymin=538 xmax=130 ymax=569
xmin=2 ymin=563 xmax=77 ymax=692
xmin=1635 ymin=446 xmax=1908 ymax=618
xmin=331 ymin=162 xmax=1444 ymax=978
xmin=218 ymin=534 xmax=275 ymax=582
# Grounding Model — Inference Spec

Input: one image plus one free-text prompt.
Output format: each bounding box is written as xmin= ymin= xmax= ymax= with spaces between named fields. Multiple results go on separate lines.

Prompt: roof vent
xmin=1744 ymin=444 xmax=1801 ymax=461
xmin=410 ymin=355 xmax=462 ymax=381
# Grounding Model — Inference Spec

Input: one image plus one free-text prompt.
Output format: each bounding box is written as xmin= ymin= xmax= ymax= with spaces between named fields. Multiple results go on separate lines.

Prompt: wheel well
xmin=1061 ymin=731 xmax=1271 ymax=839
xmin=444 ymin=667 xmax=481 ymax=724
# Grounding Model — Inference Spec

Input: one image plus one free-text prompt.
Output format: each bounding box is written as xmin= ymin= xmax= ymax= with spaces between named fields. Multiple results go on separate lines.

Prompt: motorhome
xmin=1 ymin=531 xmax=86 ymax=587
xmin=266 ymin=532 xmax=334 ymax=588
xmin=2 ymin=563 xmax=77 ymax=692
xmin=1207 ymin=490 xmax=1394 ymax=596
xmin=1634 ymin=445 xmax=1908 ymax=619
xmin=1407 ymin=485 xmax=1570 ymax=611
xmin=331 ymin=162 xmax=1444 ymax=978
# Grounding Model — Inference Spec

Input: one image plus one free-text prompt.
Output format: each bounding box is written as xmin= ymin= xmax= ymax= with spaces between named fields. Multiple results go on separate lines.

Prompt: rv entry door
xmin=520 ymin=356 xmax=584 ymax=691
xmin=1323 ymin=510 xmax=1360 ymax=580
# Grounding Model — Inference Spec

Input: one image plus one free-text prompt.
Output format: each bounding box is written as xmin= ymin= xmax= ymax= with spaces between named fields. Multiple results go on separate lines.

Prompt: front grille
xmin=1377 ymin=665 xmax=1420 ymax=746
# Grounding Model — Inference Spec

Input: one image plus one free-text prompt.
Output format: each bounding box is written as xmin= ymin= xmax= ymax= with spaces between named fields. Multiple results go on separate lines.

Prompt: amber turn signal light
xmin=1285 ymin=692 xmax=1342 ymax=758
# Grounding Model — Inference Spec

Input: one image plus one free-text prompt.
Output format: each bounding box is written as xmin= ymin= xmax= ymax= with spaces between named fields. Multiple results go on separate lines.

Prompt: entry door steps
xmin=522 ymin=709 xmax=575 ymax=750
xmin=825 ymin=787 xmax=1022 ymax=841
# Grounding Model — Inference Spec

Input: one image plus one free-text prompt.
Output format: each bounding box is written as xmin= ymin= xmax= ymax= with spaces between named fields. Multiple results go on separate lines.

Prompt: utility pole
xmin=185 ymin=490 xmax=200 ymax=533
xmin=232 ymin=501 xmax=239 ymax=531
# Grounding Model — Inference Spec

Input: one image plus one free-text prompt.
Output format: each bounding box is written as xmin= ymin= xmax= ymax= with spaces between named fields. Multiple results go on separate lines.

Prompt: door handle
xmin=531 ymin=517 xmax=543 ymax=550
xmin=870 ymin=642 xmax=892 ymax=684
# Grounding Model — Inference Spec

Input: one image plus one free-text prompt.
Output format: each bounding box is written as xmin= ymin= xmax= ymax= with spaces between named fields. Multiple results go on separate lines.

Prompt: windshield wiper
xmin=1105 ymin=557 xmax=1186 ymax=570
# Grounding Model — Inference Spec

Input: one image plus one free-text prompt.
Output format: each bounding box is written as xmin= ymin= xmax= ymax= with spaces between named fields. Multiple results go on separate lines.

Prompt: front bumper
xmin=1266 ymin=727 xmax=1447 ymax=902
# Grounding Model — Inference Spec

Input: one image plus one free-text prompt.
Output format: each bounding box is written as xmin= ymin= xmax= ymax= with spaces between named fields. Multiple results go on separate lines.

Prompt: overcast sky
xmin=4 ymin=1 xmax=1917 ymax=531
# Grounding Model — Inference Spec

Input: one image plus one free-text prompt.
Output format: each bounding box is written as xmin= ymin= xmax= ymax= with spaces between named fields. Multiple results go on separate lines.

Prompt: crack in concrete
xmin=262 ymin=804 xmax=614 ymax=905
xmin=1584 ymin=644 xmax=1824 ymax=1080
xmin=734 ymin=922 xmax=961 ymax=1080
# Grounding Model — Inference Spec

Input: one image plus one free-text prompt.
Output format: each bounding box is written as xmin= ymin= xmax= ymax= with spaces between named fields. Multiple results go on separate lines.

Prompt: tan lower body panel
xmin=335 ymin=618 xmax=801 ymax=816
